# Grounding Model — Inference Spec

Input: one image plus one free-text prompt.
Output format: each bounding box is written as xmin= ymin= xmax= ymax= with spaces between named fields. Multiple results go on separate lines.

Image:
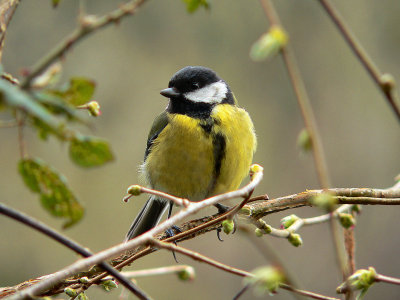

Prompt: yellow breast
xmin=144 ymin=114 xmax=215 ymax=200
xmin=209 ymin=104 xmax=257 ymax=196
xmin=143 ymin=104 xmax=256 ymax=201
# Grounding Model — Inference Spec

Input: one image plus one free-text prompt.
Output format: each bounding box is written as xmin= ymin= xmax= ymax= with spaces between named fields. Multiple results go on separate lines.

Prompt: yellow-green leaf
xmin=69 ymin=135 xmax=114 ymax=168
xmin=18 ymin=158 xmax=84 ymax=228
xmin=51 ymin=77 xmax=96 ymax=106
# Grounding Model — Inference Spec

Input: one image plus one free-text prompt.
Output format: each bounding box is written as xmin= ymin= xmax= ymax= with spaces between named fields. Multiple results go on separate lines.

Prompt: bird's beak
xmin=160 ymin=87 xmax=180 ymax=98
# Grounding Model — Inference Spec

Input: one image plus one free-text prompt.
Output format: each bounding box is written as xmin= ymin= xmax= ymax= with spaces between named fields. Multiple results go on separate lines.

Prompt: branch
xmin=3 ymin=165 xmax=263 ymax=299
xmin=21 ymin=0 xmax=149 ymax=89
xmin=246 ymin=186 xmax=400 ymax=219
xmin=3 ymin=180 xmax=399 ymax=298
xmin=317 ymin=0 xmax=400 ymax=122
xmin=0 ymin=203 xmax=150 ymax=300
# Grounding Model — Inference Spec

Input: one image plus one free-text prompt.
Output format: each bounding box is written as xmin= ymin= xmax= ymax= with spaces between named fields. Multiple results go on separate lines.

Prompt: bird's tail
xmin=125 ymin=196 xmax=168 ymax=241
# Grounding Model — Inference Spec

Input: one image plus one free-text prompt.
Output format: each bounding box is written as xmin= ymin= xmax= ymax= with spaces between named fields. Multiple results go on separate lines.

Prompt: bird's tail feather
xmin=125 ymin=196 xmax=168 ymax=241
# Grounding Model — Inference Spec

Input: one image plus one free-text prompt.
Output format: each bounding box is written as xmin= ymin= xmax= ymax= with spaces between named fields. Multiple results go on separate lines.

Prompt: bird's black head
xmin=160 ymin=66 xmax=235 ymax=118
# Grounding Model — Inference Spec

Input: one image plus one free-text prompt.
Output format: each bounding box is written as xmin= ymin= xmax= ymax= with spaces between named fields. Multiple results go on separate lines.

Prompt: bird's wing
xmin=144 ymin=111 xmax=169 ymax=160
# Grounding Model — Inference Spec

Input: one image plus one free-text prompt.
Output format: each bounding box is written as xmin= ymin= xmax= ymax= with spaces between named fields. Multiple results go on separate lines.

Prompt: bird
xmin=125 ymin=66 xmax=257 ymax=241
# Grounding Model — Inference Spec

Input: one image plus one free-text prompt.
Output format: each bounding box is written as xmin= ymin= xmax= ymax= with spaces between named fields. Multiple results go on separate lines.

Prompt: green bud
xmin=288 ymin=233 xmax=303 ymax=247
xmin=263 ymin=224 xmax=272 ymax=234
xmin=280 ymin=214 xmax=299 ymax=229
xmin=255 ymin=228 xmax=263 ymax=237
xmin=78 ymin=292 xmax=90 ymax=300
xmin=222 ymin=219 xmax=234 ymax=234
xmin=86 ymin=101 xmax=101 ymax=117
xmin=178 ymin=266 xmax=195 ymax=281
xmin=101 ymin=279 xmax=118 ymax=292
xmin=250 ymin=26 xmax=288 ymax=61
xmin=351 ymin=204 xmax=361 ymax=214
xmin=380 ymin=73 xmax=395 ymax=93
xmin=245 ymin=266 xmax=285 ymax=295
xmin=297 ymin=128 xmax=312 ymax=152
xmin=240 ymin=206 xmax=252 ymax=216
xmin=339 ymin=213 xmax=356 ymax=229
xmin=64 ymin=287 xmax=78 ymax=297
xmin=250 ymin=164 xmax=264 ymax=174
xmin=127 ymin=185 xmax=142 ymax=196
xmin=310 ymin=193 xmax=337 ymax=211
xmin=348 ymin=267 xmax=376 ymax=291
xmin=79 ymin=276 xmax=90 ymax=284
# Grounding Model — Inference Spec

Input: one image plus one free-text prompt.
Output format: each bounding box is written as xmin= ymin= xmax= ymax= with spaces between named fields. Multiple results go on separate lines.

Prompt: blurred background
xmin=0 ymin=0 xmax=399 ymax=299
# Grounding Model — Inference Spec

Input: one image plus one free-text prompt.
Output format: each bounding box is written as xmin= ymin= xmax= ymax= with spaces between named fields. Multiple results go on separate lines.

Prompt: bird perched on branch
xmin=126 ymin=66 xmax=256 ymax=240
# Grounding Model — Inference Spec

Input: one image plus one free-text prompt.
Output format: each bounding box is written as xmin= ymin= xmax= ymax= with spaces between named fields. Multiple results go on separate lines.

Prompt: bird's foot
xmin=165 ymin=225 xmax=182 ymax=263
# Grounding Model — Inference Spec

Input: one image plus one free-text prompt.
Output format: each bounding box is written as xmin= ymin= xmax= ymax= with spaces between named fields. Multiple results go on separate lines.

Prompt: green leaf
xmin=0 ymin=78 xmax=64 ymax=132
xmin=33 ymin=91 xmax=88 ymax=123
xmin=53 ymin=77 xmax=96 ymax=106
xmin=69 ymin=135 xmax=114 ymax=168
xmin=18 ymin=158 xmax=84 ymax=228
xmin=182 ymin=0 xmax=210 ymax=13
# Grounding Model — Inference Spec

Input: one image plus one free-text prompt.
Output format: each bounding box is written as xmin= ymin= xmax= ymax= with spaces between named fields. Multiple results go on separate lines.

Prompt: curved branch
xmin=0 ymin=203 xmax=150 ymax=300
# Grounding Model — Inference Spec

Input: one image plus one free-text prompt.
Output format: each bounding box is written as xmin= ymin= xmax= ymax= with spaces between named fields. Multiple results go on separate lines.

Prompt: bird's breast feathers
xmin=143 ymin=104 xmax=256 ymax=200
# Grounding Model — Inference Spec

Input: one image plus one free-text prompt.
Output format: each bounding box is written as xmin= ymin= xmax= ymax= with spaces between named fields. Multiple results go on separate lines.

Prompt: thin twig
xmin=127 ymin=186 xmax=191 ymax=207
xmin=115 ymin=265 xmax=194 ymax=279
xmin=241 ymin=225 xmax=305 ymax=300
xmin=280 ymin=284 xmax=340 ymax=300
xmin=21 ymin=0 xmax=149 ymax=89
xmin=150 ymin=239 xmax=251 ymax=277
xmin=375 ymin=274 xmax=400 ymax=286
xmin=259 ymin=0 xmax=331 ymax=189
xmin=152 ymin=239 xmax=339 ymax=300
xmin=317 ymin=0 xmax=400 ymax=122
xmin=16 ymin=112 xmax=25 ymax=158
xmin=0 ymin=203 xmax=150 ymax=300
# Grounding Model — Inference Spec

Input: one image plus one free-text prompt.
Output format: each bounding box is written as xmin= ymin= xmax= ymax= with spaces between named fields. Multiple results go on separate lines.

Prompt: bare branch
xmin=317 ymin=0 xmax=400 ymax=122
xmin=21 ymin=0 xmax=149 ymax=89
xmin=0 ymin=203 xmax=150 ymax=300
xmin=259 ymin=0 xmax=331 ymax=189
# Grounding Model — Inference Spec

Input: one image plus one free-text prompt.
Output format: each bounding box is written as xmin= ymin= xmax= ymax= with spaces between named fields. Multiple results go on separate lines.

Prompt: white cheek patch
xmin=184 ymin=81 xmax=228 ymax=104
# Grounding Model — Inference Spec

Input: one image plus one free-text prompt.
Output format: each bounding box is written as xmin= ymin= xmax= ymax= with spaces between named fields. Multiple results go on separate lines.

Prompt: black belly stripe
xmin=200 ymin=117 xmax=226 ymax=194
xmin=213 ymin=132 xmax=226 ymax=180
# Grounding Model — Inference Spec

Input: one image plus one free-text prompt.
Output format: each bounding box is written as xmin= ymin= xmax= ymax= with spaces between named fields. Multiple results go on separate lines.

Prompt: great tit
xmin=125 ymin=66 xmax=256 ymax=240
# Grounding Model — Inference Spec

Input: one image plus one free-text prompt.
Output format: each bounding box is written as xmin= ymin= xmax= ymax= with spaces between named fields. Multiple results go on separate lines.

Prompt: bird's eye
xmin=191 ymin=82 xmax=200 ymax=89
